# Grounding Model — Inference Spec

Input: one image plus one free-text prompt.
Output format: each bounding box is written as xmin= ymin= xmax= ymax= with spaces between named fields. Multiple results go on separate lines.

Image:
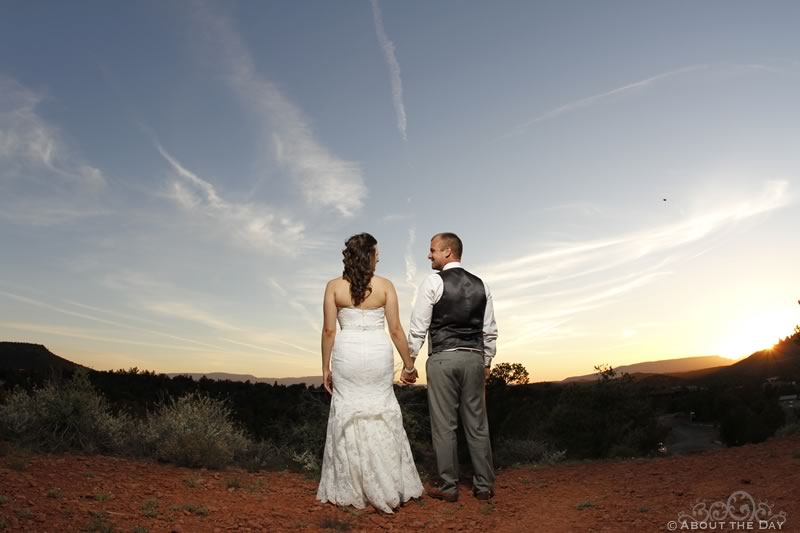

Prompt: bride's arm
xmin=321 ymin=280 xmax=337 ymax=394
xmin=384 ymin=281 xmax=415 ymax=372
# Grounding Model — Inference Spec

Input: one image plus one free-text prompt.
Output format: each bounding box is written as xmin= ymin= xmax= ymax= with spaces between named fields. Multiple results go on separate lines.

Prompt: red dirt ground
xmin=1 ymin=436 xmax=799 ymax=532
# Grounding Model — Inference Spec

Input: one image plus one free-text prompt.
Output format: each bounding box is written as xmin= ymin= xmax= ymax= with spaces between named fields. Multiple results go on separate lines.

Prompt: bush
xmin=0 ymin=370 xmax=127 ymax=453
xmin=133 ymin=392 xmax=250 ymax=469
xmin=494 ymin=438 xmax=566 ymax=466
xmin=719 ymin=394 xmax=785 ymax=446
xmin=775 ymin=422 xmax=800 ymax=437
xmin=237 ymin=439 xmax=294 ymax=472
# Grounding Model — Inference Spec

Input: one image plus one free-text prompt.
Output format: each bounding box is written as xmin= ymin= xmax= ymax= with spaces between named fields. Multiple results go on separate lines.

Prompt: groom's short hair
xmin=433 ymin=232 xmax=463 ymax=259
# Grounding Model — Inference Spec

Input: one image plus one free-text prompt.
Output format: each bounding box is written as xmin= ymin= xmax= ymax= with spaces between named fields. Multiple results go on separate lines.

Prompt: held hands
xmin=400 ymin=365 xmax=418 ymax=385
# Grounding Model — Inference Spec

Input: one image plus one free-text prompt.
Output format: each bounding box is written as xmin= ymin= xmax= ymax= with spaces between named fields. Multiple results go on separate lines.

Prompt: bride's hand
xmin=323 ymin=370 xmax=333 ymax=394
xmin=400 ymin=366 xmax=417 ymax=384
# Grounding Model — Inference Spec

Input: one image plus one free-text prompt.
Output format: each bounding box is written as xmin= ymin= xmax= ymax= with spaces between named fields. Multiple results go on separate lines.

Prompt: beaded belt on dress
xmin=341 ymin=325 xmax=384 ymax=331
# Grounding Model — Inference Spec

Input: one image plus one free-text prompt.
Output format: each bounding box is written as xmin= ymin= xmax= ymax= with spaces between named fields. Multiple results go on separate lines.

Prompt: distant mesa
xmin=167 ymin=372 xmax=323 ymax=387
xmin=701 ymin=338 xmax=800 ymax=385
xmin=562 ymin=338 xmax=800 ymax=385
xmin=2 ymin=339 xmax=798 ymax=388
xmin=0 ymin=341 xmax=87 ymax=373
xmin=0 ymin=342 xmax=323 ymax=386
xmin=561 ymin=356 xmax=734 ymax=383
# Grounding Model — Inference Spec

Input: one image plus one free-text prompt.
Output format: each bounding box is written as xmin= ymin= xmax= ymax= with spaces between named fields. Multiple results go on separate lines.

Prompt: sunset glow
xmin=1 ymin=2 xmax=799 ymax=382
xmin=715 ymin=311 xmax=796 ymax=360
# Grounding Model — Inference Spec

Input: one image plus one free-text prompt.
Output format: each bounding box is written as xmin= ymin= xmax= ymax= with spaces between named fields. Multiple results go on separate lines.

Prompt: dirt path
xmin=1 ymin=436 xmax=798 ymax=532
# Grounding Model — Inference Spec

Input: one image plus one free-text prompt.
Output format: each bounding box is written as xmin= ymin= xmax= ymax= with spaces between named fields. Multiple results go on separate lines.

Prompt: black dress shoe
xmin=473 ymin=489 xmax=495 ymax=501
xmin=425 ymin=484 xmax=458 ymax=502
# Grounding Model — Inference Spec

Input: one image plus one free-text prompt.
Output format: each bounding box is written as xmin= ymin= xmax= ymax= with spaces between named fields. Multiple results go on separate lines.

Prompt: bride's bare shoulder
xmin=371 ymin=275 xmax=395 ymax=288
xmin=326 ymin=276 xmax=345 ymax=288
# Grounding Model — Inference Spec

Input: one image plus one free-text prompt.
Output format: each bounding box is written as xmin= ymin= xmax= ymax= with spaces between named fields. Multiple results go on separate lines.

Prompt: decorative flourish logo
xmin=666 ymin=490 xmax=787 ymax=531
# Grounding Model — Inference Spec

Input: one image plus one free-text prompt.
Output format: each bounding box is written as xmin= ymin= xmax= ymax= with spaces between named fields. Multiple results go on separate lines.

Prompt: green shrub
xmin=775 ymin=422 xmax=800 ymax=437
xmin=264 ymin=390 xmax=330 ymax=475
xmin=237 ymin=439 xmax=293 ymax=472
xmin=494 ymin=438 xmax=566 ymax=466
xmin=133 ymin=392 xmax=250 ymax=469
xmin=0 ymin=370 xmax=127 ymax=453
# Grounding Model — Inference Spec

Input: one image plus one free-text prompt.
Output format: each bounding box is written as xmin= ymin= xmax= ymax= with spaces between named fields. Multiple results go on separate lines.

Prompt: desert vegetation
xmin=1 ymin=323 xmax=798 ymax=475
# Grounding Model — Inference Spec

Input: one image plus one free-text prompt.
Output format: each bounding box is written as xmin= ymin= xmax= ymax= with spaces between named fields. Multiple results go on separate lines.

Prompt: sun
xmin=716 ymin=311 xmax=795 ymax=360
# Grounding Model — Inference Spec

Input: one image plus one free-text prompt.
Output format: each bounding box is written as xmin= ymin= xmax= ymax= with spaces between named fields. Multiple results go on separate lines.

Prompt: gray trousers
xmin=426 ymin=350 xmax=495 ymax=494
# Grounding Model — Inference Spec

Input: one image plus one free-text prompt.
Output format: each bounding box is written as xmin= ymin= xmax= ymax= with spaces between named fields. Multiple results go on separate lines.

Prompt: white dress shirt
xmin=407 ymin=262 xmax=498 ymax=367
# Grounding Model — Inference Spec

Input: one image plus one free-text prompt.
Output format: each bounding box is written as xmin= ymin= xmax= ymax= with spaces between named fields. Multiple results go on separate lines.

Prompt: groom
xmin=405 ymin=232 xmax=498 ymax=502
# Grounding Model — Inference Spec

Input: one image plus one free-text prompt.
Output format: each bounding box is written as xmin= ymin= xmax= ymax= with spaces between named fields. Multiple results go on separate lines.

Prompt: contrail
xmin=405 ymin=227 xmax=417 ymax=305
xmin=371 ymin=0 xmax=407 ymax=141
xmin=495 ymin=64 xmax=709 ymax=142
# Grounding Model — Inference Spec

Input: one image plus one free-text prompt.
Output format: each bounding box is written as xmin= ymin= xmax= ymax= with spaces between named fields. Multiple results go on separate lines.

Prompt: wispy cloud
xmin=495 ymin=65 xmax=709 ymax=142
xmin=192 ymin=3 xmax=367 ymax=217
xmin=479 ymin=180 xmax=791 ymax=348
xmin=101 ymin=270 xmax=320 ymax=357
xmin=370 ymin=0 xmax=407 ymax=141
xmin=496 ymin=62 xmax=798 ymax=143
xmin=3 ymin=284 xmax=320 ymax=364
xmin=267 ymin=277 xmax=320 ymax=333
xmin=156 ymin=141 xmax=306 ymax=254
xmin=145 ymin=300 xmax=243 ymax=332
xmin=0 ymin=76 xmax=108 ymax=224
xmin=0 ymin=321 xmax=219 ymax=353
xmin=144 ymin=295 xmax=319 ymax=355
xmin=483 ymin=180 xmax=789 ymax=288
xmin=404 ymin=227 xmax=418 ymax=304
xmin=0 ymin=290 xmax=228 ymax=351
xmin=381 ymin=213 xmax=411 ymax=223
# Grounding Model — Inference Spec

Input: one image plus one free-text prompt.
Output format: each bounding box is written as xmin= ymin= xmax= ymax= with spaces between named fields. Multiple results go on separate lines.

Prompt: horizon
xmin=0 ymin=340 xmax=758 ymax=384
xmin=2 ymin=2 xmax=799 ymax=382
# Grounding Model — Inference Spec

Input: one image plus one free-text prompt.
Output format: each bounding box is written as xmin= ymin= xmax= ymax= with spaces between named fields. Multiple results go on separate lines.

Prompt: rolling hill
xmin=561 ymin=355 xmax=735 ymax=382
xmin=167 ymin=372 xmax=323 ymax=387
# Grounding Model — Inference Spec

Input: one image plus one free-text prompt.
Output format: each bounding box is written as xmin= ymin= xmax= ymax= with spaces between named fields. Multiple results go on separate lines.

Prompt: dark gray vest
xmin=428 ymin=267 xmax=487 ymax=354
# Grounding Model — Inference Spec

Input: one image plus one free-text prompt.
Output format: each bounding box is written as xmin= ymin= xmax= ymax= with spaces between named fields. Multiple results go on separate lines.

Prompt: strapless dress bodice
xmin=337 ymin=307 xmax=386 ymax=331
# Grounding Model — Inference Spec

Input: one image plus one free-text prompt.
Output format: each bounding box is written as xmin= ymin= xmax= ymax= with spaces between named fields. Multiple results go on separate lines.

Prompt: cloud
xmin=0 ymin=76 xmax=107 ymax=224
xmin=3 ymin=284 xmax=320 ymax=362
xmin=192 ymin=4 xmax=367 ymax=217
xmin=267 ymin=277 xmax=320 ymax=333
xmin=494 ymin=65 xmax=709 ymax=142
xmin=381 ymin=213 xmax=411 ymax=223
xmin=479 ymin=180 xmax=791 ymax=345
xmin=370 ymin=0 xmax=407 ymax=141
xmin=404 ymin=227 xmax=418 ymax=304
xmin=0 ymin=321 xmax=218 ymax=353
xmin=156 ymin=142 xmax=307 ymax=254
xmin=144 ymin=300 xmax=243 ymax=332
xmin=496 ymin=62 xmax=800 ymax=143
xmin=0 ymin=289 xmax=227 ymax=351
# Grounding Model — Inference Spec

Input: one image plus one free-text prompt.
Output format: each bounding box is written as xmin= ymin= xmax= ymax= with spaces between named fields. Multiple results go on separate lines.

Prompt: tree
xmin=487 ymin=362 xmax=530 ymax=386
xmin=594 ymin=364 xmax=616 ymax=382
xmin=594 ymin=363 xmax=631 ymax=383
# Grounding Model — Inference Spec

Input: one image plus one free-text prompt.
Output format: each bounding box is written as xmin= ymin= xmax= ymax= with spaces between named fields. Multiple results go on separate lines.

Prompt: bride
xmin=316 ymin=232 xmax=424 ymax=513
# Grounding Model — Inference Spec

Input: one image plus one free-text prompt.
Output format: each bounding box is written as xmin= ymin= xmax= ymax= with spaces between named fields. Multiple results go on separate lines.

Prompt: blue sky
xmin=1 ymin=1 xmax=798 ymax=381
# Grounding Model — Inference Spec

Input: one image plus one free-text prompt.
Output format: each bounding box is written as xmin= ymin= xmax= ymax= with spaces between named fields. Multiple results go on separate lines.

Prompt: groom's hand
xmin=400 ymin=367 xmax=418 ymax=384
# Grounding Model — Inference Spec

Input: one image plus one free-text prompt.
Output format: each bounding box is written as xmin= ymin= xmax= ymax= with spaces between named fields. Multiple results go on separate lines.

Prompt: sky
xmin=1 ymin=1 xmax=799 ymax=382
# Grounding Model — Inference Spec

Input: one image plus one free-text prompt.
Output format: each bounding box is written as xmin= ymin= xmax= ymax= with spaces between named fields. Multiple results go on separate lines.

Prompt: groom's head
xmin=429 ymin=232 xmax=462 ymax=271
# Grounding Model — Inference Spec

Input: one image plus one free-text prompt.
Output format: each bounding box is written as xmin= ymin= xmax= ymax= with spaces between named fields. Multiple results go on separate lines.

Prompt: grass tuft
xmin=320 ymin=516 xmax=352 ymax=531
xmin=140 ymin=499 xmax=158 ymax=518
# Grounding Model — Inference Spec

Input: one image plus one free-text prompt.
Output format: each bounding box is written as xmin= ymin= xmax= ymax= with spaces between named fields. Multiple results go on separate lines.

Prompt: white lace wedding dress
xmin=316 ymin=307 xmax=424 ymax=513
